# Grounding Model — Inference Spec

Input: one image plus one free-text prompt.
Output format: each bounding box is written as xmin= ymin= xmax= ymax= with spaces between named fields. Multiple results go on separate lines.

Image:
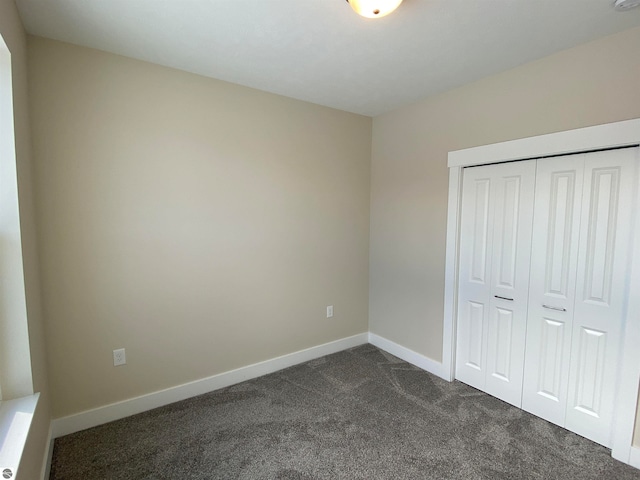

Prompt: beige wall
xmin=27 ymin=37 xmax=372 ymax=419
xmin=0 ymin=1 xmax=51 ymax=479
xmin=370 ymin=25 xmax=640 ymax=443
xmin=20 ymin=12 xmax=640 ymax=467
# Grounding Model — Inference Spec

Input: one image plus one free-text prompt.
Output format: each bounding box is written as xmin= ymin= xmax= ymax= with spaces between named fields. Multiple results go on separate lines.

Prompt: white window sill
xmin=0 ymin=392 xmax=39 ymax=478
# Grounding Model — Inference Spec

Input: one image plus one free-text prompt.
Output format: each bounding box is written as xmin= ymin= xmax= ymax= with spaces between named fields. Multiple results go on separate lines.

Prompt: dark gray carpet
xmin=50 ymin=344 xmax=640 ymax=479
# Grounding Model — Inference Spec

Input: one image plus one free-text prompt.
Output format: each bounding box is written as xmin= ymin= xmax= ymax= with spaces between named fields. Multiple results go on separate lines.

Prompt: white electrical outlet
xmin=326 ymin=305 xmax=334 ymax=318
xmin=113 ymin=348 xmax=126 ymax=366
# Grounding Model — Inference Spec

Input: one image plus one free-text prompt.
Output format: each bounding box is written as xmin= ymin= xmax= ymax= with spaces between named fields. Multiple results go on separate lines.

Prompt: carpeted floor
xmin=50 ymin=344 xmax=640 ymax=479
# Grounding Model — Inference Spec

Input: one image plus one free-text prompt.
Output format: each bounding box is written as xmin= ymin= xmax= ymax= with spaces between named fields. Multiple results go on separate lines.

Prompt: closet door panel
xmin=565 ymin=148 xmax=637 ymax=447
xmin=522 ymin=156 xmax=584 ymax=426
xmin=456 ymin=161 xmax=535 ymax=402
xmin=455 ymin=147 xmax=637 ymax=448
xmin=484 ymin=161 xmax=536 ymax=407
xmin=456 ymin=168 xmax=494 ymax=390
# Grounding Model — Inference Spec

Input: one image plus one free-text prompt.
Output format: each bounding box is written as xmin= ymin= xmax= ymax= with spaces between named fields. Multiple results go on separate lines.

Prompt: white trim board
xmin=0 ymin=393 xmax=39 ymax=478
xmin=441 ymin=165 xmax=462 ymax=382
xmin=41 ymin=424 xmax=53 ymax=480
xmin=448 ymin=118 xmax=640 ymax=168
xmin=443 ymin=117 xmax=640 ymax=468
xmin=630 ymin=446 xmax=640 ymax=470
xmin=51 ymin=333 xmax=368 ymax=439
xmin=368 ymin=333 xmax=447 ymax=381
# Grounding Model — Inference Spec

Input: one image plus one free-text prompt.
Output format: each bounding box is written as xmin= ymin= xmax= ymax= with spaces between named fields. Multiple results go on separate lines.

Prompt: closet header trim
xmin=448 ymin=118 xmax=640 ymax=168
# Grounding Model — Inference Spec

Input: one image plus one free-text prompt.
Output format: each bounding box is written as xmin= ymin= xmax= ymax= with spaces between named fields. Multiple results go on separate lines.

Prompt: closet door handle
xmin=494 ymin=295 xmax=513 ymax=301
xmin=543 ymin=304 xmax=567 ymax=312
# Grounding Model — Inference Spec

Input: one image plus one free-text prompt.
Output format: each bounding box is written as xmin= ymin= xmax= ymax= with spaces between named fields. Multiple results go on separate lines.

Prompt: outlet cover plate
xmin=113 ymin=348 xmax=126 ymax=366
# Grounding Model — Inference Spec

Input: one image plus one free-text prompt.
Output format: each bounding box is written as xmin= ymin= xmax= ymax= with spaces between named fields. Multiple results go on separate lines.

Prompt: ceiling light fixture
xmin=613 ymin=0 xmax=640 ymax=10
xmin=346 ymin=0 xmax=403 ymax=19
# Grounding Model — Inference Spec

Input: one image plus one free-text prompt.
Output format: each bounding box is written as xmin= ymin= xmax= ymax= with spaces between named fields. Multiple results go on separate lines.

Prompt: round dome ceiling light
xmin=346 ymin=0 xmax=403 ymax=19
xmin=614 ymin=0 xmax=640 ymax=11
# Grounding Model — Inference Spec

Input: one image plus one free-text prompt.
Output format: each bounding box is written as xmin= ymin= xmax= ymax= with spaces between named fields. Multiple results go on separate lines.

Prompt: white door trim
xmin=442 ymin=117 xmax=640 ymax=465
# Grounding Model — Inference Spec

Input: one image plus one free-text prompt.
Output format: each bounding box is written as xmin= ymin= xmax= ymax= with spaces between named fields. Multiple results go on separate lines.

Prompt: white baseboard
xmin=51 ymin=333 xmax=368 ymax=439
xmin=368 ymin=333 xmax=448 ymax=380
xmin=44 ymin=330 xmax=638 ymax=474
xmin=630 ymin=446 xmax=640 ymax=469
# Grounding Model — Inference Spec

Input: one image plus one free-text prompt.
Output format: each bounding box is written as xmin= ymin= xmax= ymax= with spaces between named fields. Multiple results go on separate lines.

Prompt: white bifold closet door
xmin=522 ymin=148 xmax=636 ymax=447
xmin=456 ymin=160 xmax=536 ymax=408
xmin=456 ymin=147 xmax=637 ymax=448
xmin=521 ymin=154 xmax=585 ymax=426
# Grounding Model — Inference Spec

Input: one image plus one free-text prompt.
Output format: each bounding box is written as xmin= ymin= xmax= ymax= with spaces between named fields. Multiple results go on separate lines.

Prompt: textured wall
xmin=369 ymin=25 xmax=640 ymax=445
xmin=28 ymin=37 xmax=372 ymax=419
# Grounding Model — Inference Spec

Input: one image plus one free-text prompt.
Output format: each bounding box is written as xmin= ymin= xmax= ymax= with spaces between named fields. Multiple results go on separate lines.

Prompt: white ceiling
xmin=15 ymin=0 xmax=640 ymax=116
